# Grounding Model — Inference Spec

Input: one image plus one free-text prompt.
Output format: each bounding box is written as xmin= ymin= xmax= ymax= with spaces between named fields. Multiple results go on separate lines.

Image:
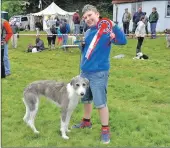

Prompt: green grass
xmin=2 ymin=32 xmax=170 ymax=147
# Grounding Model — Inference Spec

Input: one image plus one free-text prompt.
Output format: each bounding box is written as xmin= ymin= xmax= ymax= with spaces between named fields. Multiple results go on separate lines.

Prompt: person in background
xmin=55 ymin=16 xmax=60 ymax=28
xmin=43 ymin=16 xmax=53 ymax=49
xmin=122 ymin=8 xmax=131 ymax=35
xmin=56 ymin=26 xmax=63 ymax=47
xmin=61 ymin=19 xmax=70 ymax=46
xmin=35 ymin=19 xmax=42 ymax=36
xmin=149 ymin=7 xmax=159 ymax=39
xmin=71 ymin=4 xmax=127 ymax=144
xmin=50 ymin=25 xmax=57 ymax=49
xmin=73 ymin=10 xmax=80 ymax=36
xmin=132 ymin=7 xmax=145 ymax=34
xmin=35 ymin=36 xmax=45 ymax=51
xmin=80 ymin=18 xmax=85 ymax=34
xmin=134 ymin=16 xmax=146 ymax=57
xmin=143 ymin=12 xmax=149 ymax=36
xmin=1 ymin=18 xmax=13 ymax=77
xmin=10 ymin=19 xmax=19 ymax=48
xmin=80 ymin=18 xmax=89 ymax=34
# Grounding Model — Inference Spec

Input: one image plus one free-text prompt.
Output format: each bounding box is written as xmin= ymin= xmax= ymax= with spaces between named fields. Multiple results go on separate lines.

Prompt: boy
xmin=72 ymin=5 xmax=127 ymax=144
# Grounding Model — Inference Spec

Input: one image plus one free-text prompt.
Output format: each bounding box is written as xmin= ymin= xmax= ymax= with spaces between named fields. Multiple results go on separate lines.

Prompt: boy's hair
xmin=82 ymin=4 xmax=98 ymax=14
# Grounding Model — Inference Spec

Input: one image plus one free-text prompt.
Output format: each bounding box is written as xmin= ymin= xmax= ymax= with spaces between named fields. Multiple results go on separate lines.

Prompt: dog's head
xmin=70 ymin=76 xmax=89 ymax=97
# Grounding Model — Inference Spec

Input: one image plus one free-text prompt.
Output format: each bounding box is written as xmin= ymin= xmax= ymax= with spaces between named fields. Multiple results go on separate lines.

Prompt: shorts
xmin=80 ymin=71 xmax=109 ymax=108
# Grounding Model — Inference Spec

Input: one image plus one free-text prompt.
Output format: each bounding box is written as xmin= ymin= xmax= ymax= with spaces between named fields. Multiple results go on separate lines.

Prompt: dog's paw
xmin=62 ymin=135 xmax=69 ymax=140
xmin=34 ymin=130 xmax=40 ymax=134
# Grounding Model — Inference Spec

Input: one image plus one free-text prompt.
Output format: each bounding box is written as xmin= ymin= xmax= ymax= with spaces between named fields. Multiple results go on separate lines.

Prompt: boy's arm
xmin=111 ymin=24 xmax=127 ymax=45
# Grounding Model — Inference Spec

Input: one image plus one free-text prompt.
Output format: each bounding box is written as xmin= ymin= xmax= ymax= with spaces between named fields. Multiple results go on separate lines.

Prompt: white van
xmin=9 ymin=15 xmax=30 ymax=30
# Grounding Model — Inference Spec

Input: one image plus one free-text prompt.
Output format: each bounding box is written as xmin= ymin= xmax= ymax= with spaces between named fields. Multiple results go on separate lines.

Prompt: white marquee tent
xmin=32 ymin=2 xmax=75 ymax=16
xmin=30 ymin=2 xmax=75 ymax=31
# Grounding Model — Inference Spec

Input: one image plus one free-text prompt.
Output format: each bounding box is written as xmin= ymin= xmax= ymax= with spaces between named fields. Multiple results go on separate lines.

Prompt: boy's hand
xmin=110 ymin=32 xmax=115 ymax=40
xmin=109 ymin=20 xmax=115 ymax=40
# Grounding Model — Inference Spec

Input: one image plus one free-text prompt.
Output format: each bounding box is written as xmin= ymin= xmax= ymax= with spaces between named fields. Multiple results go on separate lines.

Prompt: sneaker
xmin=72 ymin=120 xmax=92 ymax=129
xmin=101 ymin=127 xmax=110 ymax=144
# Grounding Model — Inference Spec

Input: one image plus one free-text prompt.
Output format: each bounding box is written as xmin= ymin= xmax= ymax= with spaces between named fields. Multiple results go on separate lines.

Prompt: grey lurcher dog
xmin=23 ymin=76 xmax=89 ymax=140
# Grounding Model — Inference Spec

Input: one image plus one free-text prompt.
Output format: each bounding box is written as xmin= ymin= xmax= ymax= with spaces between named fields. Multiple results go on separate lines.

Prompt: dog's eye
xmin=76 ymin=84 xmax=80 ymax=87
xmin=82 ymin=83 xmax=86 ymax=86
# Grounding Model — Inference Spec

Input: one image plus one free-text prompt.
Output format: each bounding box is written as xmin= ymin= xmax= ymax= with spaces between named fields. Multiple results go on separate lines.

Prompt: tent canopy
xmin=32 ymin=2 xmax=75 ymax=16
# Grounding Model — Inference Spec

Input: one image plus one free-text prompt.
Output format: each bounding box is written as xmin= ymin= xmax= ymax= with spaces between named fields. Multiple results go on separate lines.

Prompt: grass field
xmin=2 ymin=32 xmax=170 ymax=147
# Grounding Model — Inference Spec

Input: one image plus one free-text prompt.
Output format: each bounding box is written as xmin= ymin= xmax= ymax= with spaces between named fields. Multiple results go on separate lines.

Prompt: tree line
xmin=2 ymin=0 xmax=113 ymax=19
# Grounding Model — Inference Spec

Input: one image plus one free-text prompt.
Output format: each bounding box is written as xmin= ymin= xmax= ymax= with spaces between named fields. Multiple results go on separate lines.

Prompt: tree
xmin=2 ymin=0 xmax=29 ymax=18
xmin=97 ymin=0 xmax=113 ymax=19
xmin=2 ymin=0 xmax=113 ymax=20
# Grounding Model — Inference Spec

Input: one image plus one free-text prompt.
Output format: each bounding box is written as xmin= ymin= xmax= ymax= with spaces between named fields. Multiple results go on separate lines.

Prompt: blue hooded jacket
xmin=81 ymin=24 xmax=127 ymax=72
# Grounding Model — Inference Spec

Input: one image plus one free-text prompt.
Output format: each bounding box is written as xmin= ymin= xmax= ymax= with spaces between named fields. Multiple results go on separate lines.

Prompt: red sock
xmin=102 ymin=125 xmax=109 ymax=131
xmin=83 ymin=118 xmax=90 ymax=122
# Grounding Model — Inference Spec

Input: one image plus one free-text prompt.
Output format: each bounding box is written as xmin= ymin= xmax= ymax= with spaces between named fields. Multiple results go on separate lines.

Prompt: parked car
xmin=9 ymin=15 xmax=30 ymax=30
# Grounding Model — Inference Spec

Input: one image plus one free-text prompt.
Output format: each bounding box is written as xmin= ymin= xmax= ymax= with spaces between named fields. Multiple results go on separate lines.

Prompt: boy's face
xmin=83 ymin=10 xmax=99 ymax=27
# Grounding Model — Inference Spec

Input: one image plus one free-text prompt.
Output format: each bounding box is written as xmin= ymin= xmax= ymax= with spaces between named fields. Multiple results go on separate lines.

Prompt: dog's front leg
xmin=60 ymin=110 xmax=69 ymax=140
xmin=60 ymin=119 xmax=69 ymax=139
xmin=65 ymin=109 xmax=74 ymax=132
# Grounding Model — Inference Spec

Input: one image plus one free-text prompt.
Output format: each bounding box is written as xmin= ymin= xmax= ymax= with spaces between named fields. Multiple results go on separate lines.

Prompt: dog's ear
xmin=70 ymin=77 xmax=75 ymax=86
xmin=84 ymin=78 xmax=89 ymax=87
